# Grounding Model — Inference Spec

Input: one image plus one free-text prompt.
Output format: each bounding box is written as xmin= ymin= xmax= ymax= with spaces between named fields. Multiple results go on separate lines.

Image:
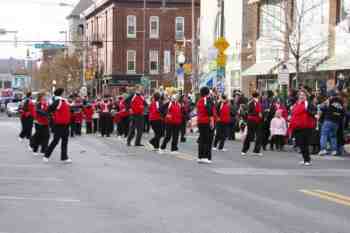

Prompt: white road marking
xmin=0 ymin=177 xmax=63 ymax=182
xmin=212 ymin=168 xmax=350 ymax=176
xmin=0 ymin=196 xmax=81 ymax=203
xmin=0 ymin=164 xmax=48 ymax=168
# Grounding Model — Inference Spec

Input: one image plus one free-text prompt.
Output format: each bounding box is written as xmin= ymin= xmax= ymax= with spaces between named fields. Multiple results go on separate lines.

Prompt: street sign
xmin=214 ymin=37 xmax=230 ymax=52
xmin=278 ymin=66 xmax=289 ymax=85
xmin=34 ymin=43 xmax=65 ymax=49
xmin=216 ymin=52 xmax=227 ymax=67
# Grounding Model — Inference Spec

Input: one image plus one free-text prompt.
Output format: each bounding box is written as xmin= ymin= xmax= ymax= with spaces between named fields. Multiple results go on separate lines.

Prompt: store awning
xmin=241 ymin=62 xmax=278 ymax=76
xmin=317 ymin=54 xmax=350 ymax=72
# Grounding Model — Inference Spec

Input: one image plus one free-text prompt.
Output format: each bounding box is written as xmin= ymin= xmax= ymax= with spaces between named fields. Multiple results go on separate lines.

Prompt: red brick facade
xmin=84 ymin=0 xmax=200 ymax=92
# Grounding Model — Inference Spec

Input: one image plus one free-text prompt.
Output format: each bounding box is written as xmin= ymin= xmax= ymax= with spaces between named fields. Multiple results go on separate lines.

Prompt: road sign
xmin=278 ymin=66 xmax=289 ymax=85
xmin=216 ymin=52 xmax=227 ymax=67
xmin=214 ymin=37 xmax=230 ymax=52
xmin=34 ymin=43 xmax=65 ymax=49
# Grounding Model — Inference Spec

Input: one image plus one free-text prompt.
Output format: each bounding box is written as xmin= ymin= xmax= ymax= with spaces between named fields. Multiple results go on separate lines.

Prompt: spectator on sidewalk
xmin=270 ymin=109 xmax=287 ymax=151
xmin=319 ymin=91 xmax=345 ymax=156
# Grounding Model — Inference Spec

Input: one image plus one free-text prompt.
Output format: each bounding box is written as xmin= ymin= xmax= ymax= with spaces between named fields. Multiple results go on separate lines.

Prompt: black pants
xmin=262 ymin=121 xmax=271 ymax=150
xmin=144 ymin=115 xmax=150 ymax=133
xmin=70 ymin=122 xmax=76 ymax=137
xmin=127 ymin=115 xmax=144 ymax=146
xmin=119 ymin=117 xmax=129 ymax=137
xmin=198 ymin=123 xmax=214 ymax=160
xmin=272 ymin=135 xmax=284 ymax=151
xmin=161 ymin=123 xmax=180 ymax=151
xmin=150 ymin=120 xmax=162 ymax=149
xmin=100 ymin=113 xmax=113 ymax=137
xmin=45 ymin=124 xmax=69 ymax=160
xmin=213 ymin=122 xmax=229 ymax=150
xmin=19 ymin=117 xmax=33 ymax=139
xmin=242 ymin=121 xmax=263 ymax=153
xmin=86 ymin=121 xmax=92 ymax=134
xmin=180 ymin=120 xmax=188 ymax=142
xmin=228 ymin=122 xmax=236 ymax=140
xmin=93 ymin=118 xmax=99 ymax=133
xmin=75 ymin=123 xmax=82 ymax=136
xmin=31 ymin=123 xmax=49 ymax=153
xmin=294 ymin=128 xmax=312 ymax=163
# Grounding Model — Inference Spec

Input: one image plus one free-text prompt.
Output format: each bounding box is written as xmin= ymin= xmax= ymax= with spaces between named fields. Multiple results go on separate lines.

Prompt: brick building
xmin=242 ymin=0 xmax=350 ymax=94
xmin=82 ymin=0 xmax=200 ymax=95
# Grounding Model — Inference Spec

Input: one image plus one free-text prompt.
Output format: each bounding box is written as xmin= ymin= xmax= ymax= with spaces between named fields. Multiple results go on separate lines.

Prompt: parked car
xmin=6 ymin=102 xmax=20 ymax=117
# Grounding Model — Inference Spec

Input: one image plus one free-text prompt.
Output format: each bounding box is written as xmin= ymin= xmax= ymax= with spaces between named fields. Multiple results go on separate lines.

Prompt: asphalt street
xmin=1 ymin=114 xmax=350 ymax=233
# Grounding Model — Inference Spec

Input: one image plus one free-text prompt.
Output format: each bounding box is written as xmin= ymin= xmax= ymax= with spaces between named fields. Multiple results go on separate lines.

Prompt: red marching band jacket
xmin=73 ymin=102 xmax=84 ymax=124
xmin=149 ymin=100 xmax=161 ymax=121
xmin=34 ymin=101 xmax=49 ymax=126
xmin=130 ymin=94 xmax=145 ymax=116
xmin=20 ymin=98 xmax=36 ymax=119
xmin=288 ymin=101 xmax=316 ymax=135
xmin=83 ymin=105 xmax=94 ymax=122
xmin=217 ymin=101 xmax=231 ymax=124
xmin=247 ymin=100 xmax=263 ymax=124
xmin=118 ymin=99 xmax=129 ymax=119
xmin=52 ymin=98 xmax=71 ymax=125
xmin=197 ymin=96 xmax=215 ymax=125
xmin=100 ymin=101 xmax=111 ymax=113
xmin=165 ymin=101 xmax=182 ymax=125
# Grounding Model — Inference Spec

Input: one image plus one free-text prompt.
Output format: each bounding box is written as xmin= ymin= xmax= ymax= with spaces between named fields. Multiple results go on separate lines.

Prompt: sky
xmin=0 ymin=0 xmax=79 ymax=59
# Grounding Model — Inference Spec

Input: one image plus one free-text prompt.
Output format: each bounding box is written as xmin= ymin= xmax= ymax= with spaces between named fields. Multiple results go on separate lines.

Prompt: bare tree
xmin=258 ymin=0 xmax=329 ymax=86
xmin=33 ymin=52 xmax=82 ymax=94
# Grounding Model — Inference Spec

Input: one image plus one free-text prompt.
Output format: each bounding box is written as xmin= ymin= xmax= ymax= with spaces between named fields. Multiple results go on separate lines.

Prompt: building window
xmin=175 ymin=17 xmax=185 ymax=40
xmin=259 ymin=0 xmax=284 ymax=38
xmin=127 ymin=50 xmax=136 ymax=73
xmin=149 ymin=50 xmax=159 ymax=74
xmin=150 ymin=16 xmax=159 ymax=39
xmin=163 ymin=50 xmax=171 ymax=73
xmin=339 ymin=0 xmax=350 ymax=22
xmin=127 ymin=15 xmax=136 ymax=38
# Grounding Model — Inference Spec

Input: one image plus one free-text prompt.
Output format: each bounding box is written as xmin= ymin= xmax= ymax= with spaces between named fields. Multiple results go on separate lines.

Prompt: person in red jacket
xmin=19 ymin=92 xmax=35 ymax=142
xmin=213 ymin=94 xmax=231 ymax=151
xmin=160 ymin=94 xmax=182 ymax=153
xmin=84 ymin=103 xmax=94 ymax=134
xmin=288 ymin=89 xmax=317 ymax=166
xmin=117 ymin=96 xmax=130 ymax=138
xmin=72 ymin=97 xmax=84 ymax=136
xmin=148 ymin=92 xmax=162 ymax=151
xmin=126 ymin=86 xmax=146 ymax=146
xmin=197 ymin=86 xmax=215 ymax=164
xmin=44 ymin=88 xmax=72 ymax=163
xmin=30 ymin=93 xmax=50 ymax=156
xmin=241 ymin=92 xmax=264 ymax=156
xmin=99 ymin=97 xmax=113 ymax=137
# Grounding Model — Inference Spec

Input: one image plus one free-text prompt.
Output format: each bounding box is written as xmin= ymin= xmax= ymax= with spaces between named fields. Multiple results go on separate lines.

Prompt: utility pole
xmin=219 ymin=0 xmax=225 ymax=94
xmin=143 ymin=0 xmax=146 ymax=79
xmin=191 ymin=0 xmax=198 ymax=93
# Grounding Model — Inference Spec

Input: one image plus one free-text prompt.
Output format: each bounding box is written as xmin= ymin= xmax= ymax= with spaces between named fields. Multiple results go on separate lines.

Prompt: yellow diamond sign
xmin=217 ymin=52 xmax=227 ymax=67
xmin=215 ymin=37 xmax=230 ymax=53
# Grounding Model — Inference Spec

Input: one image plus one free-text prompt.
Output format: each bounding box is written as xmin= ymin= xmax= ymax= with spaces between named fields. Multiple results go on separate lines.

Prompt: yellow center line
xmin=300 ymin=189 xmax=350 ymax=207
xmin=314 ymin=190 xmax=350 ymax=203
